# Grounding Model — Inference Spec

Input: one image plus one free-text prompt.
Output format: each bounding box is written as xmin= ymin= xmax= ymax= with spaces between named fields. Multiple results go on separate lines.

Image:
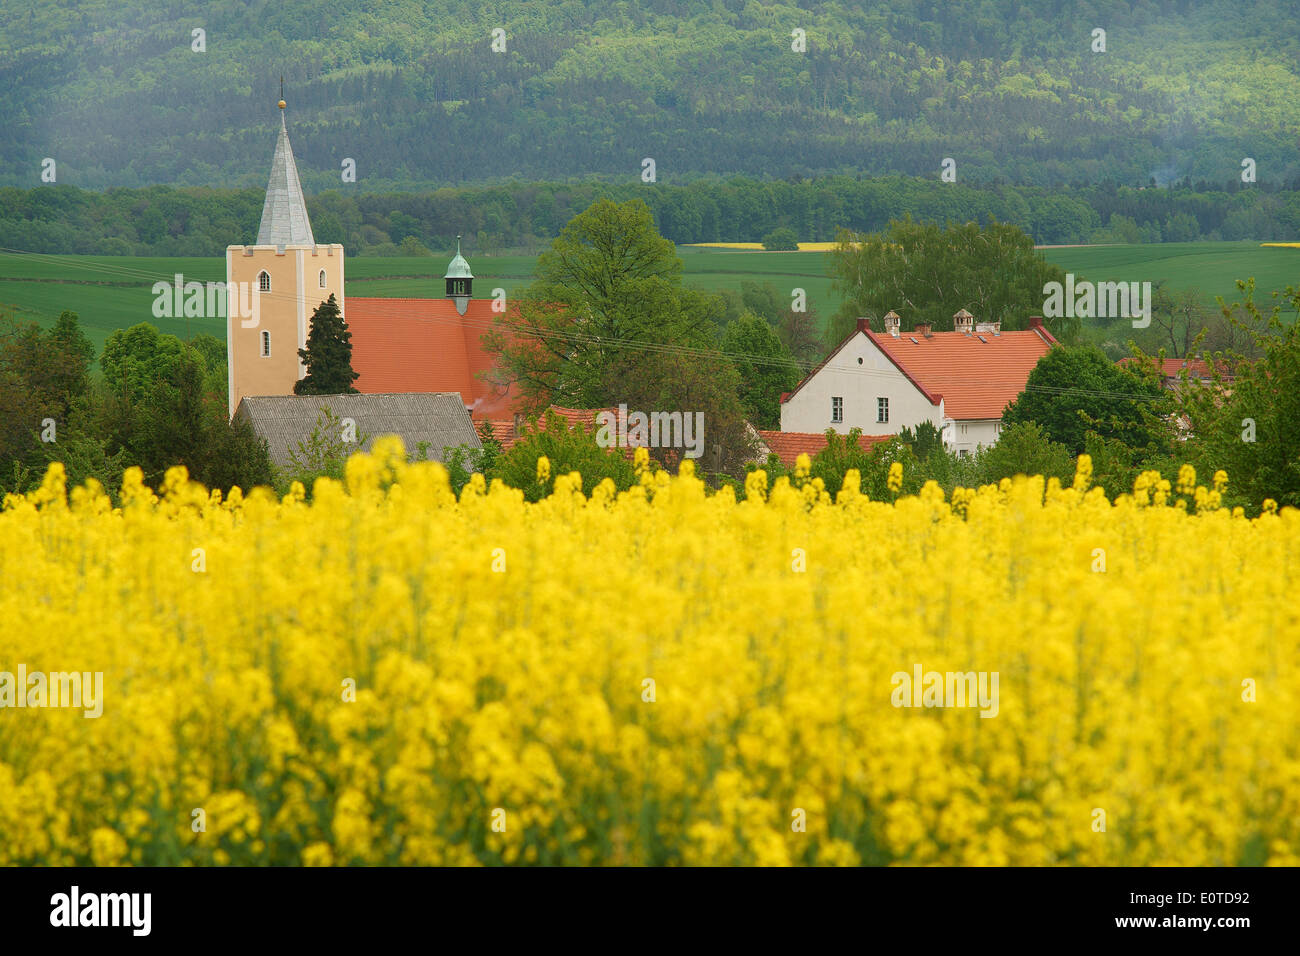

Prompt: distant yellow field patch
xmin=686 ymin=242 xmax=840 ymax=251
xmin=1260 ymin=242 xmax=1300 ymax=248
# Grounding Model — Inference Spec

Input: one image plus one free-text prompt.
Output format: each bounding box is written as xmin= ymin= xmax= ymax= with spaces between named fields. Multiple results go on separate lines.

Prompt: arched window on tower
xmin=318 ymin=269 xmax=326 ymax=288
xmin=260 ymin=330 xmax=271 ymax=357
xmin=259 ymin=271 xmax=271 ymax=293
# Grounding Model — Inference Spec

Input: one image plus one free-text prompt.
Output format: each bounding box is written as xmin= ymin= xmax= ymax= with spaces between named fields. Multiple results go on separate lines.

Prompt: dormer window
xmin=318 ymin=269 xmax=327 ymax=288
xmin=259 ymin=271 xmax=271 ymax=293
xmin=260 ymin=330 xmax=271 ymax=357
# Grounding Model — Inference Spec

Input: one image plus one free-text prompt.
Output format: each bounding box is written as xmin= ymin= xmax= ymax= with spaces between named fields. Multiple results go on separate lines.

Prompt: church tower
xmin=226 ymin=94 xmax=345 ymax=418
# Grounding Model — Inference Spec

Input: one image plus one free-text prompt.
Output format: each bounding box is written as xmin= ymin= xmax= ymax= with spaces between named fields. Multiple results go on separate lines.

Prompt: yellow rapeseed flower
xmin=1 ymin=457 xmax=1295 ymax=866
xmin=887 ymin=461 xmax=903 ymax=493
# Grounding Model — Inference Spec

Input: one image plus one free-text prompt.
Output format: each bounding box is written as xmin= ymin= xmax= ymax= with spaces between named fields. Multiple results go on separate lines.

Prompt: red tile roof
xmin=479 ymin=406 xmax=649 ymax=461
xmin=480 ymin=419 xmax=521 ymax=452
xmin=1117 ymin=357 xmax=1222 ymax=380
xmin=866 ymin=325 xmax=1056 ymax=420
xmin=781 ymin=324 xmax=944 ymax=409
xmin=756 ymin=430 xmax=891 ymax=466
xmin=344 ymin=298 xmax=528 ymax=417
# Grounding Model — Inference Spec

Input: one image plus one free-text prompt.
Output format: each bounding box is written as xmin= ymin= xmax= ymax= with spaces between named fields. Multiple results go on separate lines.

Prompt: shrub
xmin=760 ymin=226 xmax=799 ymax=251
xmin=488 ymin=409 xmax=638 ymax=501
xmin=976 ymin=421 xmax=1074 ymax=486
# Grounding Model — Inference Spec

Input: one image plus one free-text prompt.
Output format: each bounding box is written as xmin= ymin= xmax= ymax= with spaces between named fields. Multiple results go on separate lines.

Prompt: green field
xmin=2 ymin=243 xmax=1296 ymax=353
xmin=1039 ymin=243 xmax=1300 ymax=306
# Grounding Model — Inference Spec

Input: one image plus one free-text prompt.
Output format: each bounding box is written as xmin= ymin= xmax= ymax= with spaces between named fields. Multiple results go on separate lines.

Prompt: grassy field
xmin=1039 ymin=242 xmax=1300 ymax=306
xmin=1 ymin=242 xmax=1295 ymax=352
xmin=0 ymin=247 xmax=845 ymax=351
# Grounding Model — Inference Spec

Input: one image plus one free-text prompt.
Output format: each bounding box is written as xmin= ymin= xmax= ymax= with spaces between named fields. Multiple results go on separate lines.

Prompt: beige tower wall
xmin=226 ymin=243 xmax=345 ymax=418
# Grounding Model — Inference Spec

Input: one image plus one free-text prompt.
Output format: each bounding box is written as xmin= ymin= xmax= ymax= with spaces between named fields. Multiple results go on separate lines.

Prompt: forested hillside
xmin=2 ymin=0 xmax=1298 ymax=190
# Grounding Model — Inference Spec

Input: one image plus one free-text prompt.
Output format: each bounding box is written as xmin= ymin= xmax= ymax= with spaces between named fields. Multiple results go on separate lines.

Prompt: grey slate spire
xmin=255 ymin=102 xmax=315 ymax=248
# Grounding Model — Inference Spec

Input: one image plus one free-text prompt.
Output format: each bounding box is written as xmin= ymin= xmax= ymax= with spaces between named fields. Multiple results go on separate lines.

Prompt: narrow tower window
xmin=261 ymin=330 xmax=271 ymax=357
xmin=259 ymin=271 xmax=271 ymax=293
xmin=318 ymin=269 xmax=326 ymax=288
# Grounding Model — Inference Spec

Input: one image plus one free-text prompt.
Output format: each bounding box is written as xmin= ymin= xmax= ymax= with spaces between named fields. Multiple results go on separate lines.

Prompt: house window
xmin=260 ymin=330 xmax=271 ymax=357
xmin=876 ymin=397 xmax=889 ymax=423
xmin=259 ymin=271 xmax=271 ymax=292
xmin=961 ymin=424 xmax=968 ymax=435
xmin=831 ymin=396 xmax=843 ymax=423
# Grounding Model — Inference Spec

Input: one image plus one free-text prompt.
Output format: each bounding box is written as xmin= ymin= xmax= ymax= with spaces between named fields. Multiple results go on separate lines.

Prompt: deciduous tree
xmin=828 ymin=218 xmax=1075 ymax=342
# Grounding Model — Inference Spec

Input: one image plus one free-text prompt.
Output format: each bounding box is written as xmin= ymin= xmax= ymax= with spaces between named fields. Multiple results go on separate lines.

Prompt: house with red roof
xmin=779 ymin=309 xmax=1057 ymax=456
xmin=345 ymin=296 xmax=521 ymax=418
xmin=1116 ymin=356 xmax=1232 ymax=392
xmin=226 ymin=99 xmax=528 ymax=422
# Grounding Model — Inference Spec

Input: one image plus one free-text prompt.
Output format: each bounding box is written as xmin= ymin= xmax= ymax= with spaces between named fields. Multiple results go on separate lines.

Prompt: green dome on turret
xmin=445 ymin=236 xmax=472 ymax=313
xmin=445 ymin=236 xmax=473 ymax=280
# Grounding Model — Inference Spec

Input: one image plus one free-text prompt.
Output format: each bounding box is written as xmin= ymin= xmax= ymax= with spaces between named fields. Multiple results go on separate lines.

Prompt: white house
xmin=779 ymin=310 xmax=1058 ymax=456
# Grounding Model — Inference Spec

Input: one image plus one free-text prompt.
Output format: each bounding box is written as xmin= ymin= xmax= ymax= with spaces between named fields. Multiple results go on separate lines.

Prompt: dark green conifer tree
xmin=295 ymin=295 xmax=359 ymax=395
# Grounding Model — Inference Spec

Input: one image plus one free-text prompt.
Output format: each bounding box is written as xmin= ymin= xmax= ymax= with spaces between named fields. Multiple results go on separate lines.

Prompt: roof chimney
xmin=1028 ymin=316 xmax=1044 ymax=329
xmin=883 ymin=310 xmax=901 ymax=337
xmin=915 ymin=322 xmax=932 ymax=338
xmin=856 ymin=317 xmax=869 ymax=333
xmin=953 ymin=309 xmax=973 ymax=334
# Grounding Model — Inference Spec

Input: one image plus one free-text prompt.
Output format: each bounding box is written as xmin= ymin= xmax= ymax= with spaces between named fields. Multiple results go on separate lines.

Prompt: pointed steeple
xmin=256 ymin=93 xmax=315 ymax=248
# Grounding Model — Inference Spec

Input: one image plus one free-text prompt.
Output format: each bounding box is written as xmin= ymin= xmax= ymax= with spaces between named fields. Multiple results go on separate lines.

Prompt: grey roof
xmin=235 ymin=392 xmax=481 ymax=470
xmin=255 ymin=111 xmax=316 ymax=248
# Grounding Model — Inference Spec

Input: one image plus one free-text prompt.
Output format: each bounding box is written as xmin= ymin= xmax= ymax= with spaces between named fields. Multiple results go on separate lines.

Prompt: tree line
xmin=4 ymin=175 xmax=1300 ymax=259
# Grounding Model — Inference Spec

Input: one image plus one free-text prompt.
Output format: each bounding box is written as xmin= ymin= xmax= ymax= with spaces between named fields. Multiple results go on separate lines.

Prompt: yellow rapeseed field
xmin=686 ymin=241 xmax=841 ymax=251
xmin=1 ymin=443 xmax=1297 ymax=866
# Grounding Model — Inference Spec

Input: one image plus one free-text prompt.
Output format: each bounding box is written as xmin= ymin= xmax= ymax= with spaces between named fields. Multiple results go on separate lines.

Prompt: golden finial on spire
xmin=278 ymin=75 xmax=286 ymax=110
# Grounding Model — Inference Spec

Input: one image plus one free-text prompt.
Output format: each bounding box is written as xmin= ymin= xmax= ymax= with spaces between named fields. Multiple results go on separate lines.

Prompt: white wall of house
xmin=780 ymin=331 xmax=944 ymax=435
xmin=948 ymin=418 xmax=1001 ymax=456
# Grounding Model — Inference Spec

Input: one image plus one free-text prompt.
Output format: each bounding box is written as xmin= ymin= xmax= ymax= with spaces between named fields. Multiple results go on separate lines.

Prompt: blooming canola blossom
xmin=0 ymin=444 xmax=1296 ymax=866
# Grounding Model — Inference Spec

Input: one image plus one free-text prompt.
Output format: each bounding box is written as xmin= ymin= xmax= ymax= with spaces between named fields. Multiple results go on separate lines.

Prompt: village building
xmin=234 ymin=392 xmax=482 ymax=469
xmin=225 ymin=98 xmax=524 ymax=422
xmin=779 ymin=310 xmax=1057 ymax=456
xmin=1116 ymin=356 xmax=1232 ymax=392
xmin=228 ymin=99 xmax=1056 ymax=468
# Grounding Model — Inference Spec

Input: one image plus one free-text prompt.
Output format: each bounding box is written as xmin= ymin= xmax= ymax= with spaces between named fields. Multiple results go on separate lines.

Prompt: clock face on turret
xmin=446 ymin=278 xmax=470 ymax=297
